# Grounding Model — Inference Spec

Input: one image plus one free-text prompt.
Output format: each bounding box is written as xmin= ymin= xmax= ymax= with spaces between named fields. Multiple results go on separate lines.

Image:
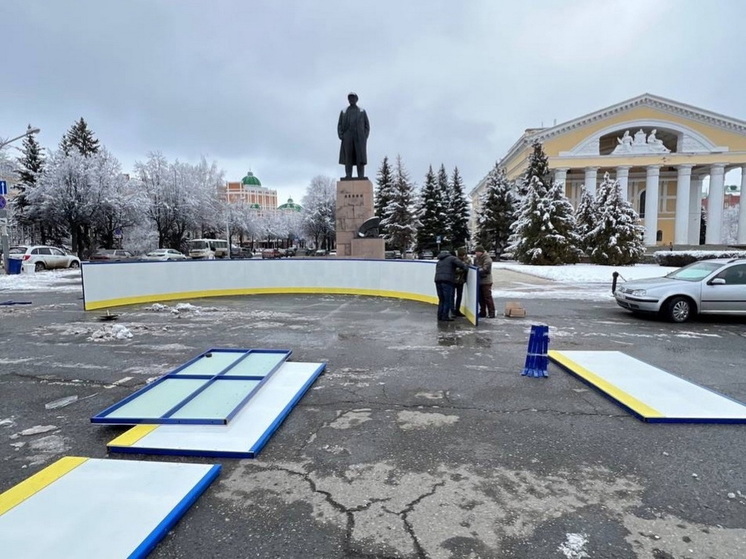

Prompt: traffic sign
xmin=0 ymin=181 xmax=6 ymax=195
xmin=0 ymin=195 xmax=6 ymax=210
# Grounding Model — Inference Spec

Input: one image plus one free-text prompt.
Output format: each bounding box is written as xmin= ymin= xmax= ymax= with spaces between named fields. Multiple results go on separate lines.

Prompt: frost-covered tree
xmin=374 ymin=156 xmax=394 ymax=226
xmin=60 ymin=118 xmax=100 ymax=157
xmin=302 ymin=175 xmax=336 ymax=250
xmin=28 ymin=148 xmax=125 ymax=256
xmin=381 ymin=155 xmax=420 ymax=253
xmin=585 ymin=173 xmax=646 ymax=265
xmin=445 ymin=167 xmax=470 ymax=249
xmin=509 ymin=176 xmax=581 ymax=265
xmin=416 ymin=165 xmax=445 ymax=252
xmin=723 ymin=206 xmax=740 ymax=245
xmin=474 ymin=162 xmax=516 ymax=256
xmin=518 ymin=140 xmax=552 ymax=198
xmin=13 ymin=133 xmax=46 ymax=240
xmin=574 ymin=186 xmax=597 ymax=253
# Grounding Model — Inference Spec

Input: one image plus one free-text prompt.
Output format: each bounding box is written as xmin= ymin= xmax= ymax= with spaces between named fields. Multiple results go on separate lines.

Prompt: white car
xmin=141 ymin=249 xmax=188 ymax=262
xmin=8 ymin=245 xmax=81 ymax=272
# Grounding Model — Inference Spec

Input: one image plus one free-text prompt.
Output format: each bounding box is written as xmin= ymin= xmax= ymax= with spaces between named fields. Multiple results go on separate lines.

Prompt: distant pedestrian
xmin=434 ymin=250 xmax=469 ymax=322
xmin=474 ymin=246 xmax=495 ymax=318
xmin=452 ymin=247 xmax=470 ymax=317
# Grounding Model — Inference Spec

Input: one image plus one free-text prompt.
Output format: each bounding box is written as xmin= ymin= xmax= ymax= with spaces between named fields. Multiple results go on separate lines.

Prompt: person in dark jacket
xmin=473 ymin=246 xmax=495 ymax=318
xmin=434 ymin=250 xmax=470 ymax=321
xmin=452 ymin=247 xmax=470 ymax=317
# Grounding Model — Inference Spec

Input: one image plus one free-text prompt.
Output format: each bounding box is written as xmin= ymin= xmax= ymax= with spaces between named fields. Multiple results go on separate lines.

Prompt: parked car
xmin=261 ymin=248 xmax=281 ymax=259
xmin=314 ymin=249 xmax=328 ymax=257
xmin=141 ymin=249 xmax=187 ymax=261
xmin=235 ymin=247 xmax=254 ymax=259
xmin=90 ymin=249 xmax=135 ymax=262
xmin=8 ymin=245 xmax=81 ymax=271
xmin=419 ymin=250 xmax=434 ymax=260
xmin=614 ymin=258 xmax=746 ymax=323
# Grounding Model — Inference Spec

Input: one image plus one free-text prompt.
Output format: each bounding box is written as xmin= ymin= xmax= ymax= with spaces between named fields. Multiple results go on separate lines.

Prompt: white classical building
xmin=470 ymin=94 xmax=746 ymax=246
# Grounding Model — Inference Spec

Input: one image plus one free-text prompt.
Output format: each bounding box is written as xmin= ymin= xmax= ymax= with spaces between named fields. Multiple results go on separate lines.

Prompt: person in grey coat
xmin=338 ymin=92 xmax=370 ymax=180
xmin=473 ymin=246 xmax=495 ymax=318
xmin=434 ymin=250 xmax=470 ymax=321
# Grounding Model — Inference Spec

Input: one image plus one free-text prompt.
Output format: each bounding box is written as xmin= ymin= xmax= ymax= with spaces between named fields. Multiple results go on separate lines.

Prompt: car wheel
xmin=35 ymin=262 xmax=46 ymax=272
xmin=69 ymin=261 xmax=80 ymax=269
xmin=664 ymin=296 xmax=693 ymax=323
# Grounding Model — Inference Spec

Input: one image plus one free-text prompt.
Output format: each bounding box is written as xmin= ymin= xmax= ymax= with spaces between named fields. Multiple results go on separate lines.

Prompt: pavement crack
xmin=385 ymin=480 xmax=447 ymax=559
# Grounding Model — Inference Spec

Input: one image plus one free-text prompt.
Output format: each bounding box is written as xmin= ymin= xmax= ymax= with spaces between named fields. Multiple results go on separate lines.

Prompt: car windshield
xmin=190 ymin=241 xmax=208 ymax=250
xmin=665 ymin=261 xmax=725 ymax=281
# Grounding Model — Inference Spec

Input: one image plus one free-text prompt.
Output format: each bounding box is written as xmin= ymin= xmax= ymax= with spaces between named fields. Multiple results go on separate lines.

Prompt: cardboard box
xmin=504 ymin=301 xmax=526 ymax=318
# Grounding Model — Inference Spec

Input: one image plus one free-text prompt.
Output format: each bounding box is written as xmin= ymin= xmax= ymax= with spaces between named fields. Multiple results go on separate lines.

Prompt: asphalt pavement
xmin=0 ymin=269 xmax=744 ymax=559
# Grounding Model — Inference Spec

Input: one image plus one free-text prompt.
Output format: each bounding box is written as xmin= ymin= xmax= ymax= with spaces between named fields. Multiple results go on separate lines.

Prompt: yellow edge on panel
xmin=0 ymin=456 xmax=88 ymax=515
xmin=548 ymin=351 xmax=664 ymax=419
xmin=85 ymin=287 xmax=439 ymax=310
xmin=107 ymin=424 xmax=160 ymax=447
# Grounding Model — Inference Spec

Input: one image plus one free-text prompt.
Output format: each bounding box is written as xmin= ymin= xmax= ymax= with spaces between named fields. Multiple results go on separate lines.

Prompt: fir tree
xmin=416 ymin=165 xmax=445 ymax=253
xmin=380 ymin=155 xmax=420 ymax=253
xmin=509 ymin=176 xmax=581 ymax=265
xmin=574 ymin=186 xmax=597 ymax=254
xmin=436 ymin=163 xmax=450 ymax=234
xmin=446 ymin=166 xmax=470 ymax=249
xmin=474 ymin=162 xmax=516 ymax=256
xmin=60 ymin=117 xmax=100 ymax=157
xmin=374 ymin=156 xmax=394 ymax=237
xmin=14 ymin=133 xmax=46 ymax=233
xmin=586 ymin=173 xmax=645 ymax=265
xmin=518 ymin=140 xmax=552 ymax=198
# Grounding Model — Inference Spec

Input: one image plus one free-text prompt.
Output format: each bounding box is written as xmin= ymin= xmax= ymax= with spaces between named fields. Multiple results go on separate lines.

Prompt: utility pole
xmin=1 ymin=126 xmax=41 ymax=273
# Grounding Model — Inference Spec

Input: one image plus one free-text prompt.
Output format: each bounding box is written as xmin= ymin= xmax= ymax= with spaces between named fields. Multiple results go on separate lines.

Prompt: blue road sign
xmin=0 ymin=196 xmax=6 ymax=210
xmin=0 ymin=181 xmax=7 ymax=195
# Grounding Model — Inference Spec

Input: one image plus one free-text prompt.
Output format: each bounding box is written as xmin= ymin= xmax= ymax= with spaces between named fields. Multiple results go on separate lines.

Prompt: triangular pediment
xmin=535 ymin=93 xmax=746 ymax=141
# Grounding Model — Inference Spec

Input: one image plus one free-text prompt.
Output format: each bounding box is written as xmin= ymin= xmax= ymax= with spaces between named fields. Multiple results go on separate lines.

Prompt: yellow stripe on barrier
xmin=107 ymin=424 xmax=160 ymax=447
xmin=0 ymin=456 xmax=88 ymax=515
xmin=548 ymin=351 xmax=664 ymax=419
xmin=84 ymin=287 xmax=439 ymax=310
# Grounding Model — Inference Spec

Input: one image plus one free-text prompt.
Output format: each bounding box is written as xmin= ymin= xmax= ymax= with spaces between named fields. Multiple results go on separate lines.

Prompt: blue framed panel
xmin=107 ymin=361 xmax=326 ymax=458
xmin=91 ymin=348 xmax=291 ymax=425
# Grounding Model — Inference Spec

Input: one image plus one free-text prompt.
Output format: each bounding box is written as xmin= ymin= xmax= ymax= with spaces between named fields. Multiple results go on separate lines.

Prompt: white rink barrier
xmin=82 ymin=258 xmax=480 ymax=324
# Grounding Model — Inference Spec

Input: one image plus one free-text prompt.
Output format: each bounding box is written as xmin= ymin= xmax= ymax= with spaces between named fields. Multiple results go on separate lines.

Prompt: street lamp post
xmin=1 ymin=126 xmax=41 ymax=273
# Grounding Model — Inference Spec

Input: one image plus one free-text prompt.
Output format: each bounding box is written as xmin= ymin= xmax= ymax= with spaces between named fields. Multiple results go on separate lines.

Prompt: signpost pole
xmin=1 ymin=208 xmax=9 ymax=274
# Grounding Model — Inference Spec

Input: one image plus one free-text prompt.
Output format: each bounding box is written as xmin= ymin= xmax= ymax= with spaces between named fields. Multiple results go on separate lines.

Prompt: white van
xmin=187 ymin=239 xmax=229 ymax=259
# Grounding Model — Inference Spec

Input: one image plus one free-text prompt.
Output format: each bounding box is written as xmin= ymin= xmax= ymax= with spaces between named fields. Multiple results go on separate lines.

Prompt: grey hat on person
xmin=475 ymin=246 xmax=485 ymax=253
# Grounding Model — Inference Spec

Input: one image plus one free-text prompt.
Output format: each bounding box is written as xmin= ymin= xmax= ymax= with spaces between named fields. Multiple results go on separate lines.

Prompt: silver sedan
xmin=614 ymin=258 xmax=746 ymax=322
xmin=141 ymin=249 xmax=188 ymax=262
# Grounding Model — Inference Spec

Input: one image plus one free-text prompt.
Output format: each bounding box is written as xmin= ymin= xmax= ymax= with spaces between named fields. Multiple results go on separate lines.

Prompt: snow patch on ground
xmin=0 ymin=269 xmax=82 ymax=292
xmin=558 ymin=533 xmax=589 ymax=558
xmin=88 ymin=324 xmax=133 ymax=341
xmin=16 ymin=425 xmax=59 ymax=436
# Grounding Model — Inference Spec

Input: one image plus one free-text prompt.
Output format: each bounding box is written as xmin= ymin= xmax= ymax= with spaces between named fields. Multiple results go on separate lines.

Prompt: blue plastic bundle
xmin=521 ymin=324 xmax=550 ymax=378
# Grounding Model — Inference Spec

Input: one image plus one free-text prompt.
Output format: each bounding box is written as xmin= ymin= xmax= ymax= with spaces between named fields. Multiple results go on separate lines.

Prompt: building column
xmin=584 ymin=167 xmax=599 ymax=196
xmin=616 ymin=166 xmax=631 ymax=201
xmin=644 ymin=166 xmax=661 ymax=245
xmin=554 ymin=168 xmax=569 ymax=185
xmin=674 ymin=165 xmax=694 ymax=245
xmin=738 ymin=166 xmax=746 ymax=245
xmin=705 ymin=164 xmax=726 ymax=245
xmin=688 ymin=174 xmax=703 ymax=245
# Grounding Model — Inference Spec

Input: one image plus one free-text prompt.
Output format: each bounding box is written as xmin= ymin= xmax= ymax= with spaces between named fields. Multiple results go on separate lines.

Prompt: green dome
xmin=278 ymin=197 xmax=302 ymax=212
xmin=241 ymin=171 xmax=262 ymax=187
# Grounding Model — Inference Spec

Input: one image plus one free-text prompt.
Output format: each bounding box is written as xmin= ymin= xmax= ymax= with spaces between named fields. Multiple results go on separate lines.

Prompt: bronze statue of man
xmin=337 ymin=92 xmax=370 ymax=180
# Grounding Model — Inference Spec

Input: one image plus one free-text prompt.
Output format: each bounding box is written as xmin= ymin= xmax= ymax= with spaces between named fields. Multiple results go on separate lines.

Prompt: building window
xmin=639 ymin=190 xmax=646 ymax=218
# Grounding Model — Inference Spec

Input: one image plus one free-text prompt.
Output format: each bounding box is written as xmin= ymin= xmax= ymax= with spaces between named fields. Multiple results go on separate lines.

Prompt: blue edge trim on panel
xmin=108 ymin=363 xmax=327 ymax=458
xmin=129 ymin=463 xmax=222 ymax=559
xmin=548 ymin=356 xmax=746 ymax=424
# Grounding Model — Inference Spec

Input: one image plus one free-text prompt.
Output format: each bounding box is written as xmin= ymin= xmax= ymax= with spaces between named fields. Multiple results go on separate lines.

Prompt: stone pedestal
xmin=335 ymin=179 xmax=384 ymax=259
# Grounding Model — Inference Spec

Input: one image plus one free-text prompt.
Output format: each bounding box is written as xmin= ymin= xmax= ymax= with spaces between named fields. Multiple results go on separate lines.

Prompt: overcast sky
xmin=2 ymin=0 xmax=745 ymax=202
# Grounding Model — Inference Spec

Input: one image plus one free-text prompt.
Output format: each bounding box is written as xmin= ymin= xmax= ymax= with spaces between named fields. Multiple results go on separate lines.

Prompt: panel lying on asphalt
xmin=0 ymin=457 xmax=220 ymax=559
xmin=107 ymin=361 xmax=326 ymax=458
xmin=549 ymin=350 xmax=746 ymax=423
xmin=91 ymin=348 xmax=291 ymax=425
